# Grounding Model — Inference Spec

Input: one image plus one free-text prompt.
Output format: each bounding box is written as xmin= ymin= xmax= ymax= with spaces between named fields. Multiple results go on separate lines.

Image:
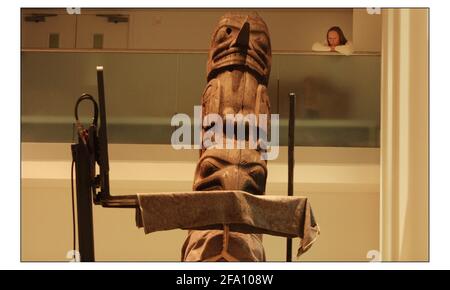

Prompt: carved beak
xmin=221 ymin=167 xmax=263 ymax=195
xmin=219 ymin=167 xmax=241 ymax=190
xmin=230 ymin=21 xmax=250 ymax=50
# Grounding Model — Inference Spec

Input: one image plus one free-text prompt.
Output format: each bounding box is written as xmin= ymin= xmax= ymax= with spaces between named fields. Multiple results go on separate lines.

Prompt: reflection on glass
xmin=21 ymin=51 xmax=380 ymax=147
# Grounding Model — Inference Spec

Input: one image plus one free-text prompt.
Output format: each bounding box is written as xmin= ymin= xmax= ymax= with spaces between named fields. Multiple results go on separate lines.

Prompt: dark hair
xmin=327 ymin=26 xmax=348 ymax=45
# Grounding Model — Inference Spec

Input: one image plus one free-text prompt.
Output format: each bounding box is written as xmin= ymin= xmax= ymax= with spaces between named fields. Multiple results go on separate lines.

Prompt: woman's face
xmin=327 ymin=30 xmax=340 ymax=47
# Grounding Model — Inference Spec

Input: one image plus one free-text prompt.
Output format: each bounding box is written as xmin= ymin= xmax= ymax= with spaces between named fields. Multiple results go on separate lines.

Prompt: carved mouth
xmin=194 ymin=182 xmax=222 ymax=192
xmin=193 ymin=173 xmax=264 ymax=195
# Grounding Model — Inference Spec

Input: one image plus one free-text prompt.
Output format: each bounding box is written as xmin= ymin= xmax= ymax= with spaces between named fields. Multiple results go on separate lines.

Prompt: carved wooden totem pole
xmin=181 ymin=13 xmax=273 ymax=261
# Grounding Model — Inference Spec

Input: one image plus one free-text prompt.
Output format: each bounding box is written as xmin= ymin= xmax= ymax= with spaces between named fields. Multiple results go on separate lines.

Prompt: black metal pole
xmin=71 ymin=143 xmax=95 ymax=262
xmin=286 ymin=93 xmax=296 ymax=262
xmin=96 ymin=66 xmax=110 ymax=200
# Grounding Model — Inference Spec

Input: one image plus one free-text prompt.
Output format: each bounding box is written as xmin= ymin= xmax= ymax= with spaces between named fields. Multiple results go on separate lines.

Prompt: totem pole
xmin=181 ymin=13 xmax=273 ymax=261
xmin=71 ymin=12 xmax=319 ymax=263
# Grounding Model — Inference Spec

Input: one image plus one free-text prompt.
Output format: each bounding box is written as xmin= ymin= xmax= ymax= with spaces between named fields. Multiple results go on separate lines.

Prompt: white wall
xmin=22 ymin=8 xmax=387 ymax=52
xmin=353 ymin=8 xmax=382 ymax=52
xmin=22 ymin=8 xmax=355 ymax=51
xmin=130 ymin=9 xmax=354 ymax=51
xmin=21 ymin=143 xmax=379 ymax=261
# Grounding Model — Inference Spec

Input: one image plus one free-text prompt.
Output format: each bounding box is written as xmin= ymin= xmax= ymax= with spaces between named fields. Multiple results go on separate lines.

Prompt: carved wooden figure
xmin=182 ymin=13 xmax=273 ymax=261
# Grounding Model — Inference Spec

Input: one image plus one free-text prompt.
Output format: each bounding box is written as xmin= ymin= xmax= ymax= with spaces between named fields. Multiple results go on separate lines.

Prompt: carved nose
xmin=220 ymin=167 xmax=241 ymax=190
xmin=230 ymin=21 xmax=250 ymax=50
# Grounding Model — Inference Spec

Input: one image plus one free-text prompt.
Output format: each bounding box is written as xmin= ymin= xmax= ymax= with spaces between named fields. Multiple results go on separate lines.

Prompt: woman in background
xmin=312 ymin=26 xmax=353 ymax=56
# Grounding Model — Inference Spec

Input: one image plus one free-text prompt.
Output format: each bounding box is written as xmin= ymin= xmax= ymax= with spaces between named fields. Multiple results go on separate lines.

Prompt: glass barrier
xmin=21 ymin=51 xmax=380 ymax=147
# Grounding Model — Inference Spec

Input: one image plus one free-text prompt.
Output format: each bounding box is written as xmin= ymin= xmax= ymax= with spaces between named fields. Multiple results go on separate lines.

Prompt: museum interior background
xmin=20 ymin=8 xmax=428 ymax=261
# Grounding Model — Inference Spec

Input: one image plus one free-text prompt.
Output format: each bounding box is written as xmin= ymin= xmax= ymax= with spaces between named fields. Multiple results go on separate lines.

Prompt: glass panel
xmin=175 ymin=53 xmax=207 ymax=117
xmin=276 ymin=54 xmax=380 ymax=147
xmin=21 ymin=51 xmax=380 ymax=147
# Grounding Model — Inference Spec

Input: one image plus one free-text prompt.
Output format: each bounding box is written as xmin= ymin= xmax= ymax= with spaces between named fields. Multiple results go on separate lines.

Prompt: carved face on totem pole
xmin=193 ymin=149 xmax=267 ymax=195
xmin=182 ymin=13 xmax=272 ymax=261
xmin=200 ymin=13 xmax=272 ymax=155
xmin=207 ymin=13 xmax=272 ymax=84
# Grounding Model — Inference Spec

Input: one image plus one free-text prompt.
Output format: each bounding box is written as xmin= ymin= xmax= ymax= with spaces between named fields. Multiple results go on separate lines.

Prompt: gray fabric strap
xmin=136 ymin=190 xmax=319 ymax=256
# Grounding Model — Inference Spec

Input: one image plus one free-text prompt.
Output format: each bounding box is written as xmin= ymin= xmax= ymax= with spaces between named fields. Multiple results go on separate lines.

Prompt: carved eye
xmin=199 ymin=160 xmax=219 ymax=178
xmin=248 ymin=166 xmax=266 ymax=185
xmin=253 ymin=33 xmax=270 ymax=54
xmin=214 ymin=29 xmax=226 ymax=43
xmin=214 ymin=26 xmax=234 ymax=44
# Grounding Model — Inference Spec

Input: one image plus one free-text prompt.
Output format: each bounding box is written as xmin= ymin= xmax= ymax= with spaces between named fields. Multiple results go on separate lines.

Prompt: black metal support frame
xmin=71 ymin=142 xmax=95 ymax=262
xmin=71 ymin=67 xmax=298 ymax=262
xmin=286 ymin=92 xmax=296 ymax=262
